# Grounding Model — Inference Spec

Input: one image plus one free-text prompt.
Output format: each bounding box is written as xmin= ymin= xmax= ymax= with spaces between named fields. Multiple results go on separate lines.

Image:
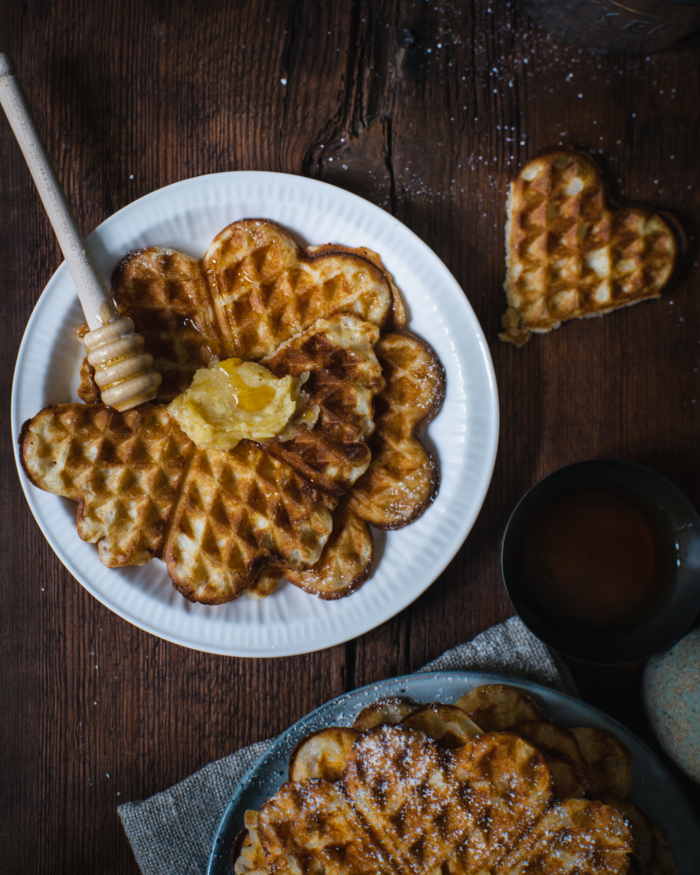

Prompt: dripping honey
xmin=518 ymin=488 xmax=673 ymax=635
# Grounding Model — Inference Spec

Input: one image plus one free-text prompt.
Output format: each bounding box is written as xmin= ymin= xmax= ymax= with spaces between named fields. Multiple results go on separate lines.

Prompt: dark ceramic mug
xmin=501 ymin=459 xmax=700 ymax=664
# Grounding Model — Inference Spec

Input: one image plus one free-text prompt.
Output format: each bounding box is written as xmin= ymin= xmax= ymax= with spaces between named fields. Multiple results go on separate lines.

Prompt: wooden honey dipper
xmin=0 ymin=53 xmax=161 ymax=411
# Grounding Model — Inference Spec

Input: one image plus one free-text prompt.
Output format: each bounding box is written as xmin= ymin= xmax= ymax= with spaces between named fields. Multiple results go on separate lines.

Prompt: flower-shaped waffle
xmin=20 ymin=220 xmax=444 ymax=603
xmin=235 ymin=686 xmax=639 ymax=875
xmin=500 ymin=151 xmax=680 ymax=346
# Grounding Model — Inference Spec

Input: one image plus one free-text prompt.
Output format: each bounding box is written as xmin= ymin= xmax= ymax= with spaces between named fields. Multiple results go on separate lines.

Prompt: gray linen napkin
xmin=118 ymin=616 xmax=578 ymax=875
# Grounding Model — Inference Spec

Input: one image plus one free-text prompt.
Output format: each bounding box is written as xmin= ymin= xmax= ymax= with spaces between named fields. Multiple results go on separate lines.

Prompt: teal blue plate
xmin=207 ymin=671 xmax=700 ymax=875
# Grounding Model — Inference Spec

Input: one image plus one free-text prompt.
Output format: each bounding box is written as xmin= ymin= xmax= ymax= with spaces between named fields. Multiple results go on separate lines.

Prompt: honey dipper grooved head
xmin=84 ymin=317 xmax=162 ymax=411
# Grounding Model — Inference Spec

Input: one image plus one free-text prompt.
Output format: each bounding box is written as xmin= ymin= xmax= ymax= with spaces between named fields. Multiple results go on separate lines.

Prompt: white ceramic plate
xmin=208 ymin=672 xmax=700 ymax=875
xmin=11 ymin=172 xmax=499 ymax=657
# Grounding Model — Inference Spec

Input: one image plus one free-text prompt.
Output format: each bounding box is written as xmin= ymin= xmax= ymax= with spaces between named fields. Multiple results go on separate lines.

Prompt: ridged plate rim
xmin=11 ymin=171 xmax=499 ymax=657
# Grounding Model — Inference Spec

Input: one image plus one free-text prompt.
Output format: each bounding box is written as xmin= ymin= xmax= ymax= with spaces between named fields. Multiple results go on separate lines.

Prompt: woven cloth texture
xmin=118 ymin=616 xmax=578 ymax=875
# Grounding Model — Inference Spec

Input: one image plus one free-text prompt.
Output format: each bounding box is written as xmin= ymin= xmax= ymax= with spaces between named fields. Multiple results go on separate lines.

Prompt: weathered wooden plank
xmin=2 ymin=0 xmax=699 ymax=871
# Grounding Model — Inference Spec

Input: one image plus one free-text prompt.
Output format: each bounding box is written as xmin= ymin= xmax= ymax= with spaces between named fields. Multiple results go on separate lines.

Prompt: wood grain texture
xmin=0 ymin=52 xmax=119 ymax=332
xmin=1 ymin=1 xmax=699 ymax=871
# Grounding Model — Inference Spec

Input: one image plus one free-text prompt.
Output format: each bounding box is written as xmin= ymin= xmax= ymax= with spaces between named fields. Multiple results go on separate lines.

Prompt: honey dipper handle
xmin=0 ymin=53 xmax=115 ymax=330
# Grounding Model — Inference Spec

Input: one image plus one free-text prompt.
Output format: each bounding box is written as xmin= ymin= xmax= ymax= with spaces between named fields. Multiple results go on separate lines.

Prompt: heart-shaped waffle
xmin=258 ymin=780 xmax=395 ymax=875
xmin=343 ymin=726 xmax=474 ymax=874
xmin=349 ymin=332 xmax=444 ymax=530
xmin=254 ymin=723 xmax=633 ymax=875
xmin=22 ymin=221 xmax=444 ymax=603
xmin=106 ymin=220 xmax=401 ymax=401
xmin=495 ymin=798 xmax=635 ymax=875
xmin=20 ymin=402 xmax=334 ymax=603
xmin=447 ymin=732 xmax=553 ymax=873
xmin=500 ymin=151 xmax=679 ymax=346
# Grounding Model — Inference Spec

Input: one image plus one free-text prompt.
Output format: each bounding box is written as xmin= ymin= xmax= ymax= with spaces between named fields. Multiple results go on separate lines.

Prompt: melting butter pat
xmin=169 ymin=358 xmax=300 ymax=450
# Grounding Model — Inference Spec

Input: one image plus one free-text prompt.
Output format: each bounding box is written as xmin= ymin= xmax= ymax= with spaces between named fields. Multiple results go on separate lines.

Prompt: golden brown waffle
xmin=20 ymin=403 xmax=333 ymax=604
xmin=204 ymin=221 xmax=403 ymax=360
xmin=285 ymin=500 xmax=373 ymax=599
xmin=99 ymin=220 xmax=398 ymax=403
xmin=258 ymin=781 xmax=395 ymax=875
xmin=82 ymin=306 xmax=439 ymax=588
xmin=455 ymin=683 xmax=540 ymax=731
xmin=448 ymin=732 xmax=554 ymax=873
xmin=20 ymin=403 xmax=191 ymax=567
xmin=500 ymin=151 xmax=679 ymax=346
xmin=596 ymin=796 xmax=656 ymax=868
xmin=263 ymin=314 xmax=385 ymax=495
xmin=65 ymin=219 xmax=444 ymax=601
xmin=164 ymin=440 xmax=333 ymax=603
xmin=495 ymin=798 xmax=633 ymax=875
xmin=344 ymin=726 xmax=474 ymax=874
xmin=247 ymin=500 xmax=373 ymax=600
xmin=235 ymin=687 xmax=679 ymax=875
xmin=111 ymin=247 xmax=223 ymax=401
xmin=82 ymin=223 xmax=398 ymax=495
xmin=349 ymin=331 xmax=445 ymax=529
xmin=26 ymin=309 xmax=397 ymax=602
xmin=401 ymin=703 xmax=481 ymax=748
xmin=306 ymin=241 xmax=406 ymax=329
xmin=252 ymin=722 xmax=633 ymax=875
xmin=289 ymin=727 xmax=361 ymax=783
xmin=245 ymin=329 xmax=443 ymax=598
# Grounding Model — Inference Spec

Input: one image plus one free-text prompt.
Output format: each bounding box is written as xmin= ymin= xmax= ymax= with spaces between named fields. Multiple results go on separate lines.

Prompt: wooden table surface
xmin=2 ymin=1 xmax=699 ymax=871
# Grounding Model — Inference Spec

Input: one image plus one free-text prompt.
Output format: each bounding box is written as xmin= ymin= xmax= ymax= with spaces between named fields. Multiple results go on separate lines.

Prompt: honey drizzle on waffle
xmin=26 ymin=220 xmax=445 ymax=603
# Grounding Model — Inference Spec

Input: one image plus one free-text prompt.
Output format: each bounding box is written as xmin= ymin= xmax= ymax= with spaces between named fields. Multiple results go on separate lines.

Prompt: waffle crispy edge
xmin=19 ymin=403 xmax=335 ymax=604
xmin=349 ymin=331 xmax=445 ymax=530
xmin=251 ymin=724 xmax=634 ymax=875
xmin=55 ymin=220 xmax=446 ymax=600
xmin=500 ymin=150 xmax=679 ymax=346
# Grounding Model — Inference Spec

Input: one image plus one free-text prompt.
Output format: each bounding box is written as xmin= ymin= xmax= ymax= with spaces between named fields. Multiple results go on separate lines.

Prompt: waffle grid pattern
xmin=265 ymin=315 xmax=384 ymax=494
xmin=501 ymin=152 xmax=678 ymax=346
xmin=350 ymin=333 xmax=444 ymax=529
xmin=21 ymin=404 xmax=333 ymax=604
xmin=496 ymin=799 xmax=636 ymax=875
xmin=49 ymin=220 xmax=445 ymax=602
xmin=285 ymin=500 xmax=373 ymax=599
xmin=448 ymin=733 xmax=553 ymax=873
xmin=256 ymin=725 xmax=633 ymax=875
xmin=344 ymin=727 xmax=474 ymax=874
xmin=203 ymin=221 xmax=394 ymax=361
xmin=165 ymin=442 xmax=333 ymax=604
xmin=113 ymin=247 xmax=223 ymax=400
xmin=21 ymin=404 xmax=191 ymax=568
xmin=255 ymin=331 xmax=444 ymax=598
xmin=259 ymin=782 xmax=391 ymax=875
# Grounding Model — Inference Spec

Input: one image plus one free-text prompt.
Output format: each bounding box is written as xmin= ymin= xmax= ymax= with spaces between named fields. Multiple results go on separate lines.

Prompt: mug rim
xmin=501 ymin=459 xmax=700 ymax=664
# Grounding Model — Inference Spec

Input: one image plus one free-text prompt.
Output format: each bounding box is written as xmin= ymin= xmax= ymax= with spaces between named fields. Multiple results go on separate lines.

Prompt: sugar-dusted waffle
xmin=237 ymin=685 xmax=641 ymax=875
